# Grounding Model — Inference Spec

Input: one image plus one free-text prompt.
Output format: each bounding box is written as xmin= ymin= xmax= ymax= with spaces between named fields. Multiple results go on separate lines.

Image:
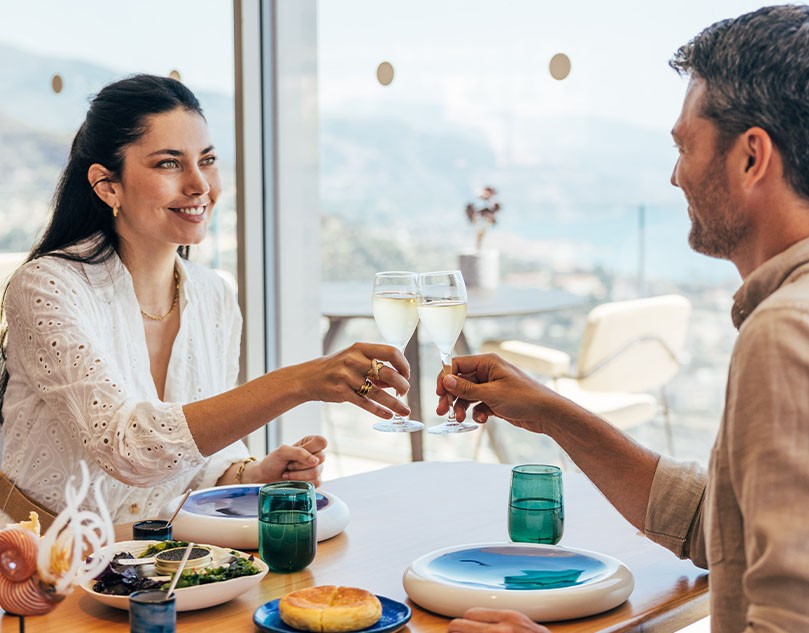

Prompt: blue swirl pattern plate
xmin=254 ymin=596 xmax=411 ymax=633
xmin=403 ymin=542 xmax=634 ymax=621
xmin=162 ymin=484 xmax=350 ymax=549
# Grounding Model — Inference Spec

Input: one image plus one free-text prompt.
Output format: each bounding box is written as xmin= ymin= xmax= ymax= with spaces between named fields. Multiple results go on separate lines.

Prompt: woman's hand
xmin=244 ymin=435 xmax=327 ymax=487
xmin=448 ymin=609 xmax=550 ymax=633
xmin=435 ymin=353 xmax=562 ymax=434
xmin=307 ymin=342 xmax=411 ymax=419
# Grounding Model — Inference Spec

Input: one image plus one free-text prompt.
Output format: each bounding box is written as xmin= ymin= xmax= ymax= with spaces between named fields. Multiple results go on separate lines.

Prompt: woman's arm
xmin=183 ymin=342 xmax=409 ymax=456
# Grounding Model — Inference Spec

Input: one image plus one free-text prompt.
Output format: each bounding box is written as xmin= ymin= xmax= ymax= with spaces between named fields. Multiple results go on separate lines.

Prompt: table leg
xmin=405 ymin=329 xmax=423 ymax=462
xmin=456 ymin=330 xmax=471 ymax=356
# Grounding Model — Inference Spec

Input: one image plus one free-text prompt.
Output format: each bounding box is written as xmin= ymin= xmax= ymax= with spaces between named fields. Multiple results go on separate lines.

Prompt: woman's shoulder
xmin=9 ymin=254 xmax=85 ymax=289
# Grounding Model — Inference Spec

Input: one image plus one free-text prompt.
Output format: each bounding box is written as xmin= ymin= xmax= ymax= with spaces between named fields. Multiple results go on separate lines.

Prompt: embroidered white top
xmin=0 ymin=237 xmax=249 ymax=524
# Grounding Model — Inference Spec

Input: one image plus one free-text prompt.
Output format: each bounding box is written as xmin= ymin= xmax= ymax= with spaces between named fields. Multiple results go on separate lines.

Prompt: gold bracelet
xmin=235 ymin=457 xmax=257 ymax=484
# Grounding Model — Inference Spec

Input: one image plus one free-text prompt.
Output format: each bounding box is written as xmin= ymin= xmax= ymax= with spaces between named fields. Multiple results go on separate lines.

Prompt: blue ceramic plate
xmin=427 ymin=544 xmax=610 ymax=590
xmin=254 ymin=595 xmax=411 ymax=633
xmin=403 ymin=542 xmax=634 ymax=621
xmin=183 ymin=486 xmax=333 ymax=517
xmin=164 ymin=484 xmax=350 ymax=549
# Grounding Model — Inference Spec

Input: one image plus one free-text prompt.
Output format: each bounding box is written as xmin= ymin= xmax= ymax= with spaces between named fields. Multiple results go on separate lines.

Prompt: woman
xmin=0 ymin=74 xmax=409 ymax=525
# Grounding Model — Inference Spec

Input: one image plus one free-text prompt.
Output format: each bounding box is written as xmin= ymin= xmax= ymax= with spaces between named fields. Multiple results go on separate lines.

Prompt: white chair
xmin=481 ymin=294 xmax=691 ymax=455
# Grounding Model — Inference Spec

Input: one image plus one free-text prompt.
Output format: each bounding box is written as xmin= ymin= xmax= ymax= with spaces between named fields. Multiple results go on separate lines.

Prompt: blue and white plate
xmin=254 ymin=595 xmax=411 ymax=633
xmin=403 ymin=542 xmax=633 ymax=621
xmin=162 ymin=484 xmax=350 ymax=549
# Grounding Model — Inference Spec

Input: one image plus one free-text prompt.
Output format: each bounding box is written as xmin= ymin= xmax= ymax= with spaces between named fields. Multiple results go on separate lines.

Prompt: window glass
xmin=0 ymin=0 xmax=236 ymax=284
xmin=319 ymin=0 xmax=764 ymax=469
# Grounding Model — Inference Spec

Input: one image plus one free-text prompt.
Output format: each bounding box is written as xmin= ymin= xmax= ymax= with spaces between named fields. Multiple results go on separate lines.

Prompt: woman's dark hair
xmin=0 ymin=74 xmax=205 ymax=420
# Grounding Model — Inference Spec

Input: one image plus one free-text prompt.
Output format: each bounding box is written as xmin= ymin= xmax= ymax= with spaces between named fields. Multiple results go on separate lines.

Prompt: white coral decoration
xmin=36 ymin=461 xmax=114 ymax=595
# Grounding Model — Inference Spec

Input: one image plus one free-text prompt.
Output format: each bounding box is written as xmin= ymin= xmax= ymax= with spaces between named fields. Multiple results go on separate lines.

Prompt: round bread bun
xmin=279 ymin=585 xmax=383 ymax=632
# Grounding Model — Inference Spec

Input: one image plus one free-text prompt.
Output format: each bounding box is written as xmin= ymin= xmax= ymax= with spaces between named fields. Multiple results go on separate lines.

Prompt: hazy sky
xmin=317 ymin=0 xmax=775 ymax=132
xmin=1 ymin=0 xmax=773 ymax=132
xmin=0 ymin=0 xmax=235 ymax=93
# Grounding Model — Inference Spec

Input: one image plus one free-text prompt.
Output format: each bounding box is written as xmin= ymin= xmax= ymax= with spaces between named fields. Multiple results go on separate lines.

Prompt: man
xmin=440 ymin=6 xmax=809 ymax=633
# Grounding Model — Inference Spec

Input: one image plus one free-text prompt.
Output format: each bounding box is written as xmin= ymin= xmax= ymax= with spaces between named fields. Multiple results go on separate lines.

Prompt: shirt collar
xmin=731 ymin=236 xmax=809 ymax=328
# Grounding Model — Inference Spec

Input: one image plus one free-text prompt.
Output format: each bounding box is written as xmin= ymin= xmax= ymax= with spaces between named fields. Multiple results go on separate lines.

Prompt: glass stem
xmin=391 ymin=347 xmax=407 ymax=423
xmin=440 ymin=351 xmax=456 ymax=422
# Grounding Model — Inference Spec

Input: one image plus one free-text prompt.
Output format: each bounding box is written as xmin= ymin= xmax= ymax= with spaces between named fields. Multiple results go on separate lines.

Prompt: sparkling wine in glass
xmin=371 ymin=271 xmax=424 ymax=432
xmin=417 ymin=270 xmax=477 ymax=434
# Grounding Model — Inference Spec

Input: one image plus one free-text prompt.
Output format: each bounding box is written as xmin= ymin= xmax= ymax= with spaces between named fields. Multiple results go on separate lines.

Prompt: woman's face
xmin=114 ymin=107 xmax=221 ymax=254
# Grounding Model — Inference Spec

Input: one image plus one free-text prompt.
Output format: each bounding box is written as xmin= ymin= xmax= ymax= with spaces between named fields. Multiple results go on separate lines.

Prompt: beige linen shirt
xmin=645 ymin=237 xmax=809 ymax=632
xmin=1 ymin=237 xmax=249 ymax=524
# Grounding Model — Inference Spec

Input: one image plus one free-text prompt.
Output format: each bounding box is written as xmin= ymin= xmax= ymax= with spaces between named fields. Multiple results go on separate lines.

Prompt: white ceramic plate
xmin=162 ymin=484 xmax=350 ymax=549
xmin=402 ymin=542 xmax=634 ymax=621
xmin=80 ymin=540 xmax=268 ymax=612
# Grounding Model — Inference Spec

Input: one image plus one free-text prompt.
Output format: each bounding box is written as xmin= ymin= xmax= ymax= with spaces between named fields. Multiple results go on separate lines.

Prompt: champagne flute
xmin=417 ymin=270 xmax=477 ymax=434
xmin=371 ymin=271 xmax=424 ymax=432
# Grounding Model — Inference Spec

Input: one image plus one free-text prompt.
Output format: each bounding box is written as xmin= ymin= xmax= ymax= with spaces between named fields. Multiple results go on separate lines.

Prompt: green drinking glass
xmin=508 ymin=464 xmax=564 ymax=544
xmin=258 ymin=481 xmax=317 ymax=573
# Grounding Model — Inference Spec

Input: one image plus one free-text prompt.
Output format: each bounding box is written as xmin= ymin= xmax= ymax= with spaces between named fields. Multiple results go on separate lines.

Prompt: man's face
xmin=671 ymin=80 xmax=750 ymax=259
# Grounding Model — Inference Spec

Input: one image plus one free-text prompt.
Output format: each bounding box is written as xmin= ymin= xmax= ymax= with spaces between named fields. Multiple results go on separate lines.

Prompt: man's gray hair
xmin=671 ymin=4 xmax=809 ymax=201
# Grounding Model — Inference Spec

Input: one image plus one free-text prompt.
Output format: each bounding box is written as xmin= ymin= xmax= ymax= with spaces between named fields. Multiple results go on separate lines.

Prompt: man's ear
xmin=737 ymin=127 xmax=774 ymax=190
xmin=87 ymin=164 xmax=120 ymax=208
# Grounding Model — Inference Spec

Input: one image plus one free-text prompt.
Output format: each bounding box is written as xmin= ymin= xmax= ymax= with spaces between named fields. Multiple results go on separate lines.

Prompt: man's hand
xmin=436 ymin=353 xmax=563 ymax=434
xmin=448 ymin=609 xmax=551 ymax=633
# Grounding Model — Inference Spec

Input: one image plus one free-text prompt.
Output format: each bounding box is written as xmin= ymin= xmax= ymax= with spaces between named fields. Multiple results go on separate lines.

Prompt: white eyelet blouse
xmin=0 ymin=235 xmax=249 ymax=524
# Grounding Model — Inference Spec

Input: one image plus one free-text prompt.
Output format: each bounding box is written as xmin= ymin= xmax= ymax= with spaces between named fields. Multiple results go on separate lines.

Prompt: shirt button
xmin=129 ymin=504 xmax=140 ymax=515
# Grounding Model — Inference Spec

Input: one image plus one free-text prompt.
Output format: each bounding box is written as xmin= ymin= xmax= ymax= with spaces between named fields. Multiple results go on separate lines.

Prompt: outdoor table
xmin=12 ymin=461 xmax=708 ymax=633
xmin=322 ymin=283 xmax=589 ymax=460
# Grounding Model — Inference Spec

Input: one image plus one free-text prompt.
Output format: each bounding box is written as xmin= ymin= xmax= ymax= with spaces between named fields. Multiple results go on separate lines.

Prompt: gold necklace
xmin=140 ymin=269 xmax=180 ymax=321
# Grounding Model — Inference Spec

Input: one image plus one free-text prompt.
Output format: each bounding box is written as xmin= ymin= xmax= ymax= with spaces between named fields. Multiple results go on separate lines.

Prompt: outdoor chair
xmin=480 ymin=294 xmax=691 ymax=455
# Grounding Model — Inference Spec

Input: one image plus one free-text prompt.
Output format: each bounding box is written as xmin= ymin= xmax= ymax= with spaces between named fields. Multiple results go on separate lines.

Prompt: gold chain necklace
xmin=140 ymin=269 xmax=180 ymax=321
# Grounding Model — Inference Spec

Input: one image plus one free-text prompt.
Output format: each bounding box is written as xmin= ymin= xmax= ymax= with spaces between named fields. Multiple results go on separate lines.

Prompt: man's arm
xmin=438 ymin=354 xmax=660 ymax=530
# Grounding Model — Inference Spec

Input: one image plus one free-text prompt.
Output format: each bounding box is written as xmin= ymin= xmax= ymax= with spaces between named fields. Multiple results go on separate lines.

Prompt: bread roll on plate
xmin=279 ymin=585 xmax=383 ymax=632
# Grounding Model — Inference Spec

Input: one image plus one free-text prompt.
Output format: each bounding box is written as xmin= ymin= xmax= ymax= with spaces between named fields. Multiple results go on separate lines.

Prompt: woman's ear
xmin=87 ymin=164 xmax=119 ymax=208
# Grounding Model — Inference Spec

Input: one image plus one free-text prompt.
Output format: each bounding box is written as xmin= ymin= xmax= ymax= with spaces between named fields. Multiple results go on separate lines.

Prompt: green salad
xmin=161 ymin=554 xmax=261 ymax=589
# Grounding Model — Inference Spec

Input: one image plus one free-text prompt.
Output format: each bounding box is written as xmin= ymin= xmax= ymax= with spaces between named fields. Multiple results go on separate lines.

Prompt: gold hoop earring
xmin=112 ymin=206 xmax=119 ymax=218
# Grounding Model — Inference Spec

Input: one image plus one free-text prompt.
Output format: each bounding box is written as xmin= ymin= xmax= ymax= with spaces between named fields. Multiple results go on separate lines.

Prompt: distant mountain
xmin=0 ymin=43 xmax=235 ymax=163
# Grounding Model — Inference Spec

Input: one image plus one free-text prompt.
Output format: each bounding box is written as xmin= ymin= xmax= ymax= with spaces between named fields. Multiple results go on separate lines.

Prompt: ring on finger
xmin=356 ymin=377 xmax=374 ymax=398
xmin=365 ymin=359 xmax=383 ymax=381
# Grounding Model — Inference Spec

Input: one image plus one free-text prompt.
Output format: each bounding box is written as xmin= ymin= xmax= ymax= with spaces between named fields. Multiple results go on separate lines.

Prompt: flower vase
xmin=458 ymin=249 xmax=499 ymax=289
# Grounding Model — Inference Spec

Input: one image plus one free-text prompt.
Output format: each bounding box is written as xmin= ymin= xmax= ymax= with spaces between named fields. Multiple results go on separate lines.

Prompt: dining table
xmin=12 ymin=461 xmax=709 ymax=633
xmin=322 ymin=283 xmax=589 ymax=461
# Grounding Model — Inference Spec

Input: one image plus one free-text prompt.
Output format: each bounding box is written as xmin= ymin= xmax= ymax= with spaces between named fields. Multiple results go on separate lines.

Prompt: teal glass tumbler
xmin=129 ymin=589 xmax=175 ymax=633
xmin=508 ymin=464 xmax=564 ymax=544
xmin=258 ymin=481 xmax=317 ymax=573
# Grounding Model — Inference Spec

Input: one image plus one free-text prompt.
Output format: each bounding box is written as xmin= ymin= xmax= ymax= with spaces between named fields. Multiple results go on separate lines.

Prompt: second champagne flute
xmin=371 ymin=271 xmax=424 ymax=432
xmin=417 ymin=270 xmax=477 ymax=434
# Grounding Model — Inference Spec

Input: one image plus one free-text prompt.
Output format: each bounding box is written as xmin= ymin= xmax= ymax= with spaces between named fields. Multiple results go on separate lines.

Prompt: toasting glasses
xmin=371 ymin=271 xmax=424 ymax=432
xmin=417 ymin=270 xmax=477 ymax=434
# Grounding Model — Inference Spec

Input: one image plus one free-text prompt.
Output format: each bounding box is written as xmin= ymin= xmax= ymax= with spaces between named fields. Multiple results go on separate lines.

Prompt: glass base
xmin=374 ymin=418 xmax=424 ymax=433
xmin=427 ymin=421 xmax=478 ymax=434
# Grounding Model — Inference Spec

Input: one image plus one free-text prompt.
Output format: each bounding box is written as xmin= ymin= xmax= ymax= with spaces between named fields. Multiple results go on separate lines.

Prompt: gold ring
xmin=365 ymin=359 xmax=383 ymax=381
xmin=356 ymin=378 xmax=374 ymax=398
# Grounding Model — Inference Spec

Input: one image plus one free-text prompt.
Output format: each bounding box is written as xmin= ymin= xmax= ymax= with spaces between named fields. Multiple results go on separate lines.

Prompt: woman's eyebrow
xmin=146 ymin=145 xmax=215 ymax=157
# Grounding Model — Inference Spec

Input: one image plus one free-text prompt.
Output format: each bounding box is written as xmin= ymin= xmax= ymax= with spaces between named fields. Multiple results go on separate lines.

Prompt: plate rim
xmin=411 ymin=541 xmax=627 ymax=595
xmin=176 ymin=484 xmax=334 ymax=519
xmin=253 ymin=594 xmax=412 ymax=633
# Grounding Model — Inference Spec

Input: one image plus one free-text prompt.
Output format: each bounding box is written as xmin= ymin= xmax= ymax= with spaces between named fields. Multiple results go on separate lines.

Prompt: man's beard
xmin=686 ymin=158 xmax=750 ymax=259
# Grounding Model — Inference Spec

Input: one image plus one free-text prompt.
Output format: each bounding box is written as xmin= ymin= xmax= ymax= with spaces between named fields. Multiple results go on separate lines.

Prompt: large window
xmin=0 ymin=0 xmax=237 ymax=281
xmin=318 ymin=0 xmax=765 ymax=468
